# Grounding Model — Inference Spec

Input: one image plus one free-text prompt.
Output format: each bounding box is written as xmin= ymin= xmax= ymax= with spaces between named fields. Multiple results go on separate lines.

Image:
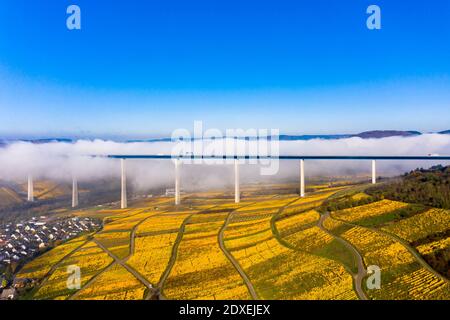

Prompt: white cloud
xmin=0 ymin=134 xmax=449 ymax=191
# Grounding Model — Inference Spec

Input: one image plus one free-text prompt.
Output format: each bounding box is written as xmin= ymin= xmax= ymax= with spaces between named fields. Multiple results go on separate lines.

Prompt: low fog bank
xmin=0 ymin=134 xmax=449 ymax=191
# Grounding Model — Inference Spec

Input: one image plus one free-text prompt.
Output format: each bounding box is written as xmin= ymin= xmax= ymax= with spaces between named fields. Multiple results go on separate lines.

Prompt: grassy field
xmin=15 ymin=184 xmax=450 ymax=300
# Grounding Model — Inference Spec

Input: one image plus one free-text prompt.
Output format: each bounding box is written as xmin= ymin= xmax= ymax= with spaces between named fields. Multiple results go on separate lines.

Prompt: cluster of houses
xmin=0 ymin=216 xmax=101 ymax=300
xmin=0 ymin=216 xmax=100 ymax=266
xmin=0 ymin=215 xmax=100 ymax=299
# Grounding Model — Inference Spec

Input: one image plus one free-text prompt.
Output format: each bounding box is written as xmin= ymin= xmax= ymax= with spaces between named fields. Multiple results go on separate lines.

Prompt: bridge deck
xmin=105 ymin=155 xmax=450 ymax=160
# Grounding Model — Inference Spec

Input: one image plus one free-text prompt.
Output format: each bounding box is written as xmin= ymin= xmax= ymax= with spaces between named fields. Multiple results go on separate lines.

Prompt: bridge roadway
xmin=105 ymin=155 xmax=450 ymax=160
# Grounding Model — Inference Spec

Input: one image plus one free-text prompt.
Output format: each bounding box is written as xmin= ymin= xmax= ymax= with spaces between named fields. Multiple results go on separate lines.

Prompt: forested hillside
xmin=367 ymin=165 xmax=450 ymax=209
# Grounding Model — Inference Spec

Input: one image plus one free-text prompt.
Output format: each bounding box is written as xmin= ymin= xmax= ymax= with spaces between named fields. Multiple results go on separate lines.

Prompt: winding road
xmin=157 ymin=204 xmax=229 ymax=298
xmin=218 ymin=205 xmax=261 ymax=300
xmin=317 ymin=213 xmax=368 ymax=300
xmin=156 ymin=213 xmax=194 ymax=299
xmin=329 ymin=213 xmax=449 ymax=284
xmin=268 ymin=193 xmax=369 ymax=300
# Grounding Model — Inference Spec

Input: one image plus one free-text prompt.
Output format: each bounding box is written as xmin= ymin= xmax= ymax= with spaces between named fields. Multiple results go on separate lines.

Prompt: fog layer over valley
xmin=0 ymin=134 xmax=450 ymax=192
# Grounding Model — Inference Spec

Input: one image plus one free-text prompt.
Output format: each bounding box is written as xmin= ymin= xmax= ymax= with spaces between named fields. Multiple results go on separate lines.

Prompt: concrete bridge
xmin=25 ymin=155 xmax=450 ymax=209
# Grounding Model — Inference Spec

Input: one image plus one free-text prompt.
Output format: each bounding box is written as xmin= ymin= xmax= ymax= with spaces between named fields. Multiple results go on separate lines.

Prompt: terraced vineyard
xmin=225 ymin=199 xmax=357 ymax=300
xmin=15 ymin=184 xmax=450 ymax=300
xmin=328 ymin=198 xmax=450 ymax=299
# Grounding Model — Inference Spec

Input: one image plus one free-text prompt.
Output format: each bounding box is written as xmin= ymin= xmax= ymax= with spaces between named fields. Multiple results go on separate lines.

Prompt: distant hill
xmin=19 ymin=138 xmax=73 ymax=144
xmin=279 ymin=131 xmax=422 ymax=140
xmin=126 ymin=131 xmax=424 ymax=142
xmin=353 ymin=130 xmax=422 ymax=139
xmin=2 ymin=130 xmax=441 ymax=145
xmin=127 ymin=138 xmax=173 ymax=143
xmin=278 ymin=134 xmax=352 ymax=141
xmin=0 ymin=138 xmax=73 ymax=146
xmin=0 ymin=187 xmax=23 ymax=208
xmin=17 ymin=181 xmax=72 ymax=200
xmin=0 ymin=181 xmax=73 ymax=210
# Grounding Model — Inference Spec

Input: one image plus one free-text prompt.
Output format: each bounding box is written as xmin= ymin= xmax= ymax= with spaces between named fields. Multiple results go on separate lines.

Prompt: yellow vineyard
xmin=333 ymin=199 xmax=408 ymax=223
xmin=382 ymin=209 xmax=450 ymax=242
xmin=327 ymin=199 xmax=450 ymax=300
xmin=16 ymin=185 xmax=449 ymax=301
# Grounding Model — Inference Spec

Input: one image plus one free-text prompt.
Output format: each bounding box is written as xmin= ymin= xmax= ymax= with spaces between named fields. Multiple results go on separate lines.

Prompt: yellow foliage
xmin=383 ymin=209 xmax=450 ymax=243
xmin=127 ymin=233 xmax=177 ymax=285
xmin=20 ymin=188 xmax=449 ymax=301
xmin=284 ymin=226 xmax=334 ymax=252
xmin=377 ymin=268 xmax=450 ymax=300
xmin=34 ymin=242 xmax=113 ymax=300
xmin=95 ymin=231 xmax=130 ymax=259
xmin=164 ymin=213 xmax=251 ymax=300
xmin=74 ymin=263 xmax=146 ymax=300
xmin=417 ymin=237 xmax=450 ymax=256
xmin=235 ymin=197 xmax=298 ymax=212
xmin=226 ymin=213 xmax=356 ymax=300
xmin=334 ymin=200 xmax=408 ymax=223
xmin=339 ymin=222 xmax=449 ymax=300
xmin=18 ymin=236 xmax=89 ymax=279
xmin=137 ymin=212 xmax=191 ymax=234
xmin=276 ymin=210 xmax=320 ymax=236
xmin=351 ymin=192 xmax=371 ymax=201
xmin=102 ymin=209 xmax=157 ymax=232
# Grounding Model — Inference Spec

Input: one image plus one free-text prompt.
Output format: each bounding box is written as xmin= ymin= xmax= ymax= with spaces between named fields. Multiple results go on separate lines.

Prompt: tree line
xmin=367 ymin=165 xmax=450 ymax=209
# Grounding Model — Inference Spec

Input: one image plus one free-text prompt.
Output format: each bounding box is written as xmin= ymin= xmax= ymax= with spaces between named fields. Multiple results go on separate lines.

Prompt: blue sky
xmin=0 ymin=0 xmax=449 ymax=138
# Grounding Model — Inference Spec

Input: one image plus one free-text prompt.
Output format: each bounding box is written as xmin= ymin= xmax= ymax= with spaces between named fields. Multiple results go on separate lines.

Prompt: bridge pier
xmin=121 ymin=159 xmax=127 ymax=209
xmin=72 ymin=176 xmax=79 ymax=208
xmin=175 ymin=159 xmax=180 ymax=205
xmin=235 ymin=159 xmax=240 ymax=203
xmin=27 ymin=175 xmax=34 ymax=202
xmin=372 ymin=160 xmax=377 ymax=184
xmin=300 ymin=159 xmax=305 ymax=197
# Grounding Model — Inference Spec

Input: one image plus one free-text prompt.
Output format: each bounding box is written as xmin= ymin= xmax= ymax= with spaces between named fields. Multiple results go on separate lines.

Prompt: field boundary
xmin=270 ymin=193 xmax=368 ymax=300
xmin=157 ymin=214 xmax=193 ymax=298
xmin=318 ymin=213 xmax=368 ymax=300
xmin=23 ymin=235 xmax=93 ymax=300
xmin=71 ymin=209 xmax=165 ymax=300
xmin=329 ymin=212 xmax=450 ymax=283
xmin=68 ymin=260 xmax=117 ymax=300
xmin=157 ymin=205 xmax=221 ymax=299
xmin=218 ymin=203 xmax=261 ymax=300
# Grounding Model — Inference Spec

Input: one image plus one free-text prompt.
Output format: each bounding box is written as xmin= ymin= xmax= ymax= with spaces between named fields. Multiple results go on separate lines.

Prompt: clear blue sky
xmin=0 ymin=0 xmax=449 ymax=138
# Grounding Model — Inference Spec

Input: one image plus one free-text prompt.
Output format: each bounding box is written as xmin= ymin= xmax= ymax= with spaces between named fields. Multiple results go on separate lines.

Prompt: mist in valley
xmin=0 ymin=134 xmax=449 ymax=194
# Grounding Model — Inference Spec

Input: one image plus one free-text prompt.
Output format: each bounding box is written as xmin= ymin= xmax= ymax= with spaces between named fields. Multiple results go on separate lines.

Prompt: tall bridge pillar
xmin=372 ymin=160 xmax=377 ymax=184
xmin=234 ymin=159 xmax=240 ymax=203
xmin=175 ymin=159 xmax=181 ymax=205
xmin=72 ymin=176 xmax=79 ymax=208
xmin=121 ymin=159 xmax=127 ymax=209
xmin=27 ymin=175 xmax=34 ymax=202
xmin=300 ymin=159 xmax=305 ymax=197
